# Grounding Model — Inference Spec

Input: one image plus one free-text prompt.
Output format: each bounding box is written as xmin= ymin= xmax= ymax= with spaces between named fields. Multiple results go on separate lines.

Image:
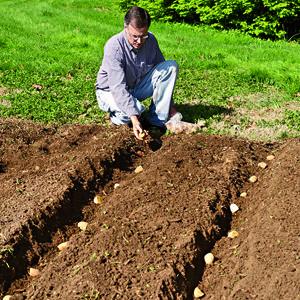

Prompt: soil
xmin=0 ymin=118 xmax=299 ymax=300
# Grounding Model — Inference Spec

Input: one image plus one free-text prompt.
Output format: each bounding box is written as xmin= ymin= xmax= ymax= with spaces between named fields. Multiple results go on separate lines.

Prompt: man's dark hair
xmin=124 ymin=6 xmax=151 ymax=28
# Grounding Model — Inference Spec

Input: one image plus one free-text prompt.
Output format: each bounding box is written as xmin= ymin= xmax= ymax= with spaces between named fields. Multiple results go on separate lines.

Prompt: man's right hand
xmin=131 ymin=115 xmax=144 ymax=140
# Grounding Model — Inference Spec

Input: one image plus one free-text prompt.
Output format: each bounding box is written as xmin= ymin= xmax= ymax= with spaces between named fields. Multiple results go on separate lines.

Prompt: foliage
xmin=120 ymin=0 xmax=175 ymax=21
xmin=119 ymin=0 xmax=300 ymax=40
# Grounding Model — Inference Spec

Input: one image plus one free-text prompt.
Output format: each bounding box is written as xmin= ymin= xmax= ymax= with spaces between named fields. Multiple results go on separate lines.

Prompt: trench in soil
xmin=158 ymin=203 xmax=232 ymax=300
xmin=0 ymin=138 xmax=142 ymax=294
xmin=2 ymin=136 xmax=240 ymax=298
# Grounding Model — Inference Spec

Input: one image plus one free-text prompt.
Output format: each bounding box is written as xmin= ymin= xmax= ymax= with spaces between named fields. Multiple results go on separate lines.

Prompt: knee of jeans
xmin=166 ymin=60 xmax=179 ymax=75
xmin=96 ymin=92 xmax=109 ymax=112
xmin=111 ymin=112 xmax=131 ymax=125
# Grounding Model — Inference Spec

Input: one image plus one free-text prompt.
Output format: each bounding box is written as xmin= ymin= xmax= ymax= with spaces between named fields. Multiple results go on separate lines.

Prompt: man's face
xmin=125 ymin=23 xmax=148 ymax=49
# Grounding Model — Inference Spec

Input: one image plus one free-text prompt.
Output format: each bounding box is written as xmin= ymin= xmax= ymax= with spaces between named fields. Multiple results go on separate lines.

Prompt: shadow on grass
xmin=175 ymin=103 xmax=233 ymax=123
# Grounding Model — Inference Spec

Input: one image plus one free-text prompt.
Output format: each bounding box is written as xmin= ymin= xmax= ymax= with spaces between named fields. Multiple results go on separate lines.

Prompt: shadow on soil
xmin=176 ymin=103 xmax=233 ymax=123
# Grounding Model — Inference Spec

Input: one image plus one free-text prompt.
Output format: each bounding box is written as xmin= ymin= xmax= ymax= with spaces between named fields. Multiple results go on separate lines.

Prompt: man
xmin=95 ymin=6 xmax=181 ymax=140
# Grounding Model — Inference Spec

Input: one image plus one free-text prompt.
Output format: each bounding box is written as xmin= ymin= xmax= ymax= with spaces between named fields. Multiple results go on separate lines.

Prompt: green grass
xmin=0 ymin=0 xmax=299 ymax=141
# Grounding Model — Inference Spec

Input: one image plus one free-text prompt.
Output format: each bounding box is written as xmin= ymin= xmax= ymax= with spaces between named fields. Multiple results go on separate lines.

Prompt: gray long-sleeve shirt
xmin=96 ymin=30 xmax=165 ymax=117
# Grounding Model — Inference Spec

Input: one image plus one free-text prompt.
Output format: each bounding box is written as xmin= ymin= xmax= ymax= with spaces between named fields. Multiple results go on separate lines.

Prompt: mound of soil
xmin=0 ymin=118 xmax=299 ymax=299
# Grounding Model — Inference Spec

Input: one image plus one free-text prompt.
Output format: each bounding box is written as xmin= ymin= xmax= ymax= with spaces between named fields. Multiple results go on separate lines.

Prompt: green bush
xmin=120 ymin=0 xmax=175 ymax=21
xmin=119 ymin=0 xmax=300 ymax=40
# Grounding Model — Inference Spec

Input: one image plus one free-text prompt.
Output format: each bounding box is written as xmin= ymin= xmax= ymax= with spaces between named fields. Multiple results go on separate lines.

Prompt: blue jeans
xmin=96 ymin=60 xmax=178 ymax=127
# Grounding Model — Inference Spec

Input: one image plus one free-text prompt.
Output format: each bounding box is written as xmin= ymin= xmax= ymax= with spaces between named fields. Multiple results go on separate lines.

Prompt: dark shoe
xmin=148 ymin=125 xmax=166 ymax=139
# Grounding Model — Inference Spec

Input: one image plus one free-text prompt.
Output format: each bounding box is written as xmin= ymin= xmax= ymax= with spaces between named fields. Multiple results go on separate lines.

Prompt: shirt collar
xmin=122 ymin=30 xmax=135 ymax=52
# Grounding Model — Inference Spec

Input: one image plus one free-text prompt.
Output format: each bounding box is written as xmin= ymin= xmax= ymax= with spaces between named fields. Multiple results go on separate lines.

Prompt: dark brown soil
xmin=0 ymin=118 xmax=299 ymax=300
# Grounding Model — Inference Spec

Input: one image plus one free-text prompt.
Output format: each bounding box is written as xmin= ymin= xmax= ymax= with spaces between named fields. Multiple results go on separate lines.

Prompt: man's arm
xmin=106 ymin=50 xmax=140 ymax=117
xmin=103 ymin=41 xmax=145 ymax=139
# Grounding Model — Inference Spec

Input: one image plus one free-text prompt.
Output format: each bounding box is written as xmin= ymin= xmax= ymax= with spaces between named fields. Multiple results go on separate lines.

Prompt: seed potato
xmin=249 ymin=175 xmax=257 ymax=183
xmin=93 ymin=195 xmax=103 ymax=204
xmin=194 ymin=287 xmax=205 ymax=298
xmin=228 ymin=230 xmax=239 ymax=239
xmin=78 ymin=221 xmax=88 ymax=231
xmin=266 ymin=155 xmax=275 ymax=160
xmin=57 ymin=241 xmax=69 ymax=251
xmin=258 ymin=162 xmax=267 ymax=169
xmin=134 ymin=165 xmax=143 ymax=173
xmin=29 ymin=267 xmax=40 ymax=277
xmin=204 ymin=252 xmax=214 ymax=265
xmin=230 ymin=203 xmax=239 ymax=214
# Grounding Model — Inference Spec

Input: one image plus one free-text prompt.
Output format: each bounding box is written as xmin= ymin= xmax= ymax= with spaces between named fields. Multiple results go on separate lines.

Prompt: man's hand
xmin=131 ymin=115 xmax=144 ymax=140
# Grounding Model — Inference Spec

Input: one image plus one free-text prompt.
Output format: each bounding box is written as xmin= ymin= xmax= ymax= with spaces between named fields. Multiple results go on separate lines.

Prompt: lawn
xmin=0 ymin=0 xmax=299 ymax=140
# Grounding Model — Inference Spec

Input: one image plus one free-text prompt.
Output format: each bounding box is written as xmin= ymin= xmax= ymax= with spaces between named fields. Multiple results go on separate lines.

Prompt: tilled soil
xmin=0 ymin=118 xmax=299 ymax=300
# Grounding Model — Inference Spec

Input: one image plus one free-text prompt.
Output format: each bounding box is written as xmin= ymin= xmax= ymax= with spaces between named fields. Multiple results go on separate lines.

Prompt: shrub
xmin=119 ymin=0 xmax=300 ymax=40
